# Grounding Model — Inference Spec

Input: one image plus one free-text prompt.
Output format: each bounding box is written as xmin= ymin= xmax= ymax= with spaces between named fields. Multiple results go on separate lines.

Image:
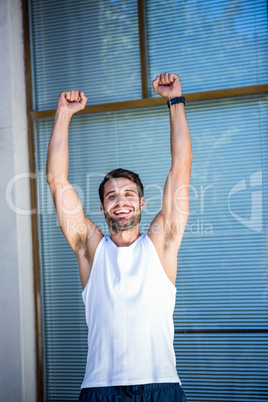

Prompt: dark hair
xmin=98 ymin=168 xmax=144 ymax=204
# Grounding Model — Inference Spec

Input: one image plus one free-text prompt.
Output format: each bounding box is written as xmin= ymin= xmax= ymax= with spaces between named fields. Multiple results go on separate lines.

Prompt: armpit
xmin=164 ymin=221 xmax=179 ymax=250
xmin=74 ymin=234 xmax=90 ymax=263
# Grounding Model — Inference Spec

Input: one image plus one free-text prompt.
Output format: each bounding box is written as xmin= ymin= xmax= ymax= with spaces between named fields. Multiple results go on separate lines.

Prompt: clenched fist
xmin=152 ymin=73 xmax=182 ymax=101
xmin=57 ymin=90 xmax=87 ymax=116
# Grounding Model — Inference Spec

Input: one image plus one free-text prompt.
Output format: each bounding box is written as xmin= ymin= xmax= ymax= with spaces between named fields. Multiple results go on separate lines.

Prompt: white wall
xmin=0 ymin=0 xmax=36 ymax=400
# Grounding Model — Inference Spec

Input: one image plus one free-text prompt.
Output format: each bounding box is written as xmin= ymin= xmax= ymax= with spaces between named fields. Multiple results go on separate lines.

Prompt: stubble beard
xmin=104 ymin=210 xmax=141 ymax=233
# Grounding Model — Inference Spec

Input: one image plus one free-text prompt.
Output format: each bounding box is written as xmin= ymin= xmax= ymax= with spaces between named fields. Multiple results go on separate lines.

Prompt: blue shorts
xmin=79 ymin=382 xmax=187 ymax=401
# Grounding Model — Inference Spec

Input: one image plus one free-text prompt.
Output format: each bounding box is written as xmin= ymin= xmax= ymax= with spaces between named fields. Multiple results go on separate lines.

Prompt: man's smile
xmin=112 ymin=208 xmax=133 ymax=217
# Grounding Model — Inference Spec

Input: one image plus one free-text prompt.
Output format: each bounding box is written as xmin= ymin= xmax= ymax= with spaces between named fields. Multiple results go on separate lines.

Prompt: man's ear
xmin=100 ymin=203 xmax=104 ymax=214
xmin=140 ymin=197 xmax=145 ymax=211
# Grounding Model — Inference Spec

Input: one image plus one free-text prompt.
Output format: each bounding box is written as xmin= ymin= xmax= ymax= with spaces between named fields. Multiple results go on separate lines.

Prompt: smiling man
xmin=99 ymin=172 xmax=145 ymax=235
xmin=47 ymin=72 xmax=192 ymax=401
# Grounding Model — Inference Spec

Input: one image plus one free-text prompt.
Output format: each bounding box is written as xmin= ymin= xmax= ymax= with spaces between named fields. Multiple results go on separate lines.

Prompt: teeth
xmin=114 ymin=209 xmax=130 ymax=215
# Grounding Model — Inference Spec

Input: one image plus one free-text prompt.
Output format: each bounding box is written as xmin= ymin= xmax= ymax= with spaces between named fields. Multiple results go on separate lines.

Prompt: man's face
xmin=101 ymin=177 xmax=145 ymax=232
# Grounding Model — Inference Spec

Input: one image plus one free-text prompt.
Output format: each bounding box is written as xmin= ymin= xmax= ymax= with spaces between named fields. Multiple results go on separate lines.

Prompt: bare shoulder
xmin=75 ymin=217 xmax=104 ymax=289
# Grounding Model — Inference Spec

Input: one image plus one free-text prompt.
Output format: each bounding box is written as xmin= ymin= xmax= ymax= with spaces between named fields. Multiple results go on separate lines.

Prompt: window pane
xmin=34 ymin=95 xmax=268 ymax=400
xmin=29 ymin=0 xmax=141 ymax=110
xmin=146 ymin=0 xmax=268 ymax=95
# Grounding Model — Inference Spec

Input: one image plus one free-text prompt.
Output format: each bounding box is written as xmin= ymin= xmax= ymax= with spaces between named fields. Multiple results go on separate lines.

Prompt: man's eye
xmin=108 ymin=195 xmax=115 ymax=200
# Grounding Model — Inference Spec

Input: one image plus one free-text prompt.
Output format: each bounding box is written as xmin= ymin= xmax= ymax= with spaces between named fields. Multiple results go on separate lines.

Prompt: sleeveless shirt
xmin=81 ymin=233 xmax=181 ymax=388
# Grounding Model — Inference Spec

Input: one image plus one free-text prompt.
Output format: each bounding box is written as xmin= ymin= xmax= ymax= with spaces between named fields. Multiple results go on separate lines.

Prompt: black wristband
xmin=167 ymin=96 xmax=185 ymax=108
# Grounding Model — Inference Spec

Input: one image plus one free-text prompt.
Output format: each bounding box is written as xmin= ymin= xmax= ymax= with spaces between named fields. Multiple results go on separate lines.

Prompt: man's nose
xmin=117 ymin=194 xmax=127 ymax=204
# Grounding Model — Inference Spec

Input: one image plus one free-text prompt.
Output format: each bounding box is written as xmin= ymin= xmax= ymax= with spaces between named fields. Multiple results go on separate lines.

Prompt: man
xmin=47 ymin=72 xmax=192 ymax=401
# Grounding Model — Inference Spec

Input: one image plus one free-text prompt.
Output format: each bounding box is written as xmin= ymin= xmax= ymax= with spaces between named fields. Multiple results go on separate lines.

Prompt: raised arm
xmin=46 ymin=91 xmax=103 ymax=287
xmin=148 ymin=73 xmax=192 ymax=285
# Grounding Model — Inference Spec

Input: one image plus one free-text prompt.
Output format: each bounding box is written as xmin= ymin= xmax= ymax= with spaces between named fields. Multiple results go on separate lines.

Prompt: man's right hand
xmin=57 ymin=90 xmax=88 ymax=116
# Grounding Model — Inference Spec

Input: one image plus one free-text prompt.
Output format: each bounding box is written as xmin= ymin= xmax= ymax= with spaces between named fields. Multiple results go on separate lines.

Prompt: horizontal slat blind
xmin=146 ymin=0 xmax=268 ymax=95
xmin=29 ymin=0 xmax=141 ymax=111
xmin=175 ymin=334 xmax=268 ymax=401
xmin=34 ymin=95 xmax=268 ymax=401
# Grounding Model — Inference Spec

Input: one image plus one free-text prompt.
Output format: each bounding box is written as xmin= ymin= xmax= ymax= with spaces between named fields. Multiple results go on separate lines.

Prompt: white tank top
xmin=81 ymin=233 xmax=181 ymax=388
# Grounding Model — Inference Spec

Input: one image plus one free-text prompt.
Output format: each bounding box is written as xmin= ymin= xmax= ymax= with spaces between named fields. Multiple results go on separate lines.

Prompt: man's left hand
xmin=152 ymin=73 xmax=182 ymax=101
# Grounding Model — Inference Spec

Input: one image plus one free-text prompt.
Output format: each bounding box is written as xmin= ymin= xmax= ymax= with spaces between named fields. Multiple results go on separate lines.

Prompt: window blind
xmin=146 ymin=0 xmax=268 ymax=95
xmin=34 ymin=95 xmax=268 ymax=401
xmin=29 ymin=0 xmax=141 ymax=111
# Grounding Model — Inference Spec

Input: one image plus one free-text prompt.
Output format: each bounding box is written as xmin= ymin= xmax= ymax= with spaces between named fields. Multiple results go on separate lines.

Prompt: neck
xmin=109 ymin=226 xmax=141 ymax=247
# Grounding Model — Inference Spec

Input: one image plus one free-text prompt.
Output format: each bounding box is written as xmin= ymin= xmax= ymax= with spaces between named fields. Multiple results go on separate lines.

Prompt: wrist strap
xmin=167 ymin=96 xmax=185 ymax=108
